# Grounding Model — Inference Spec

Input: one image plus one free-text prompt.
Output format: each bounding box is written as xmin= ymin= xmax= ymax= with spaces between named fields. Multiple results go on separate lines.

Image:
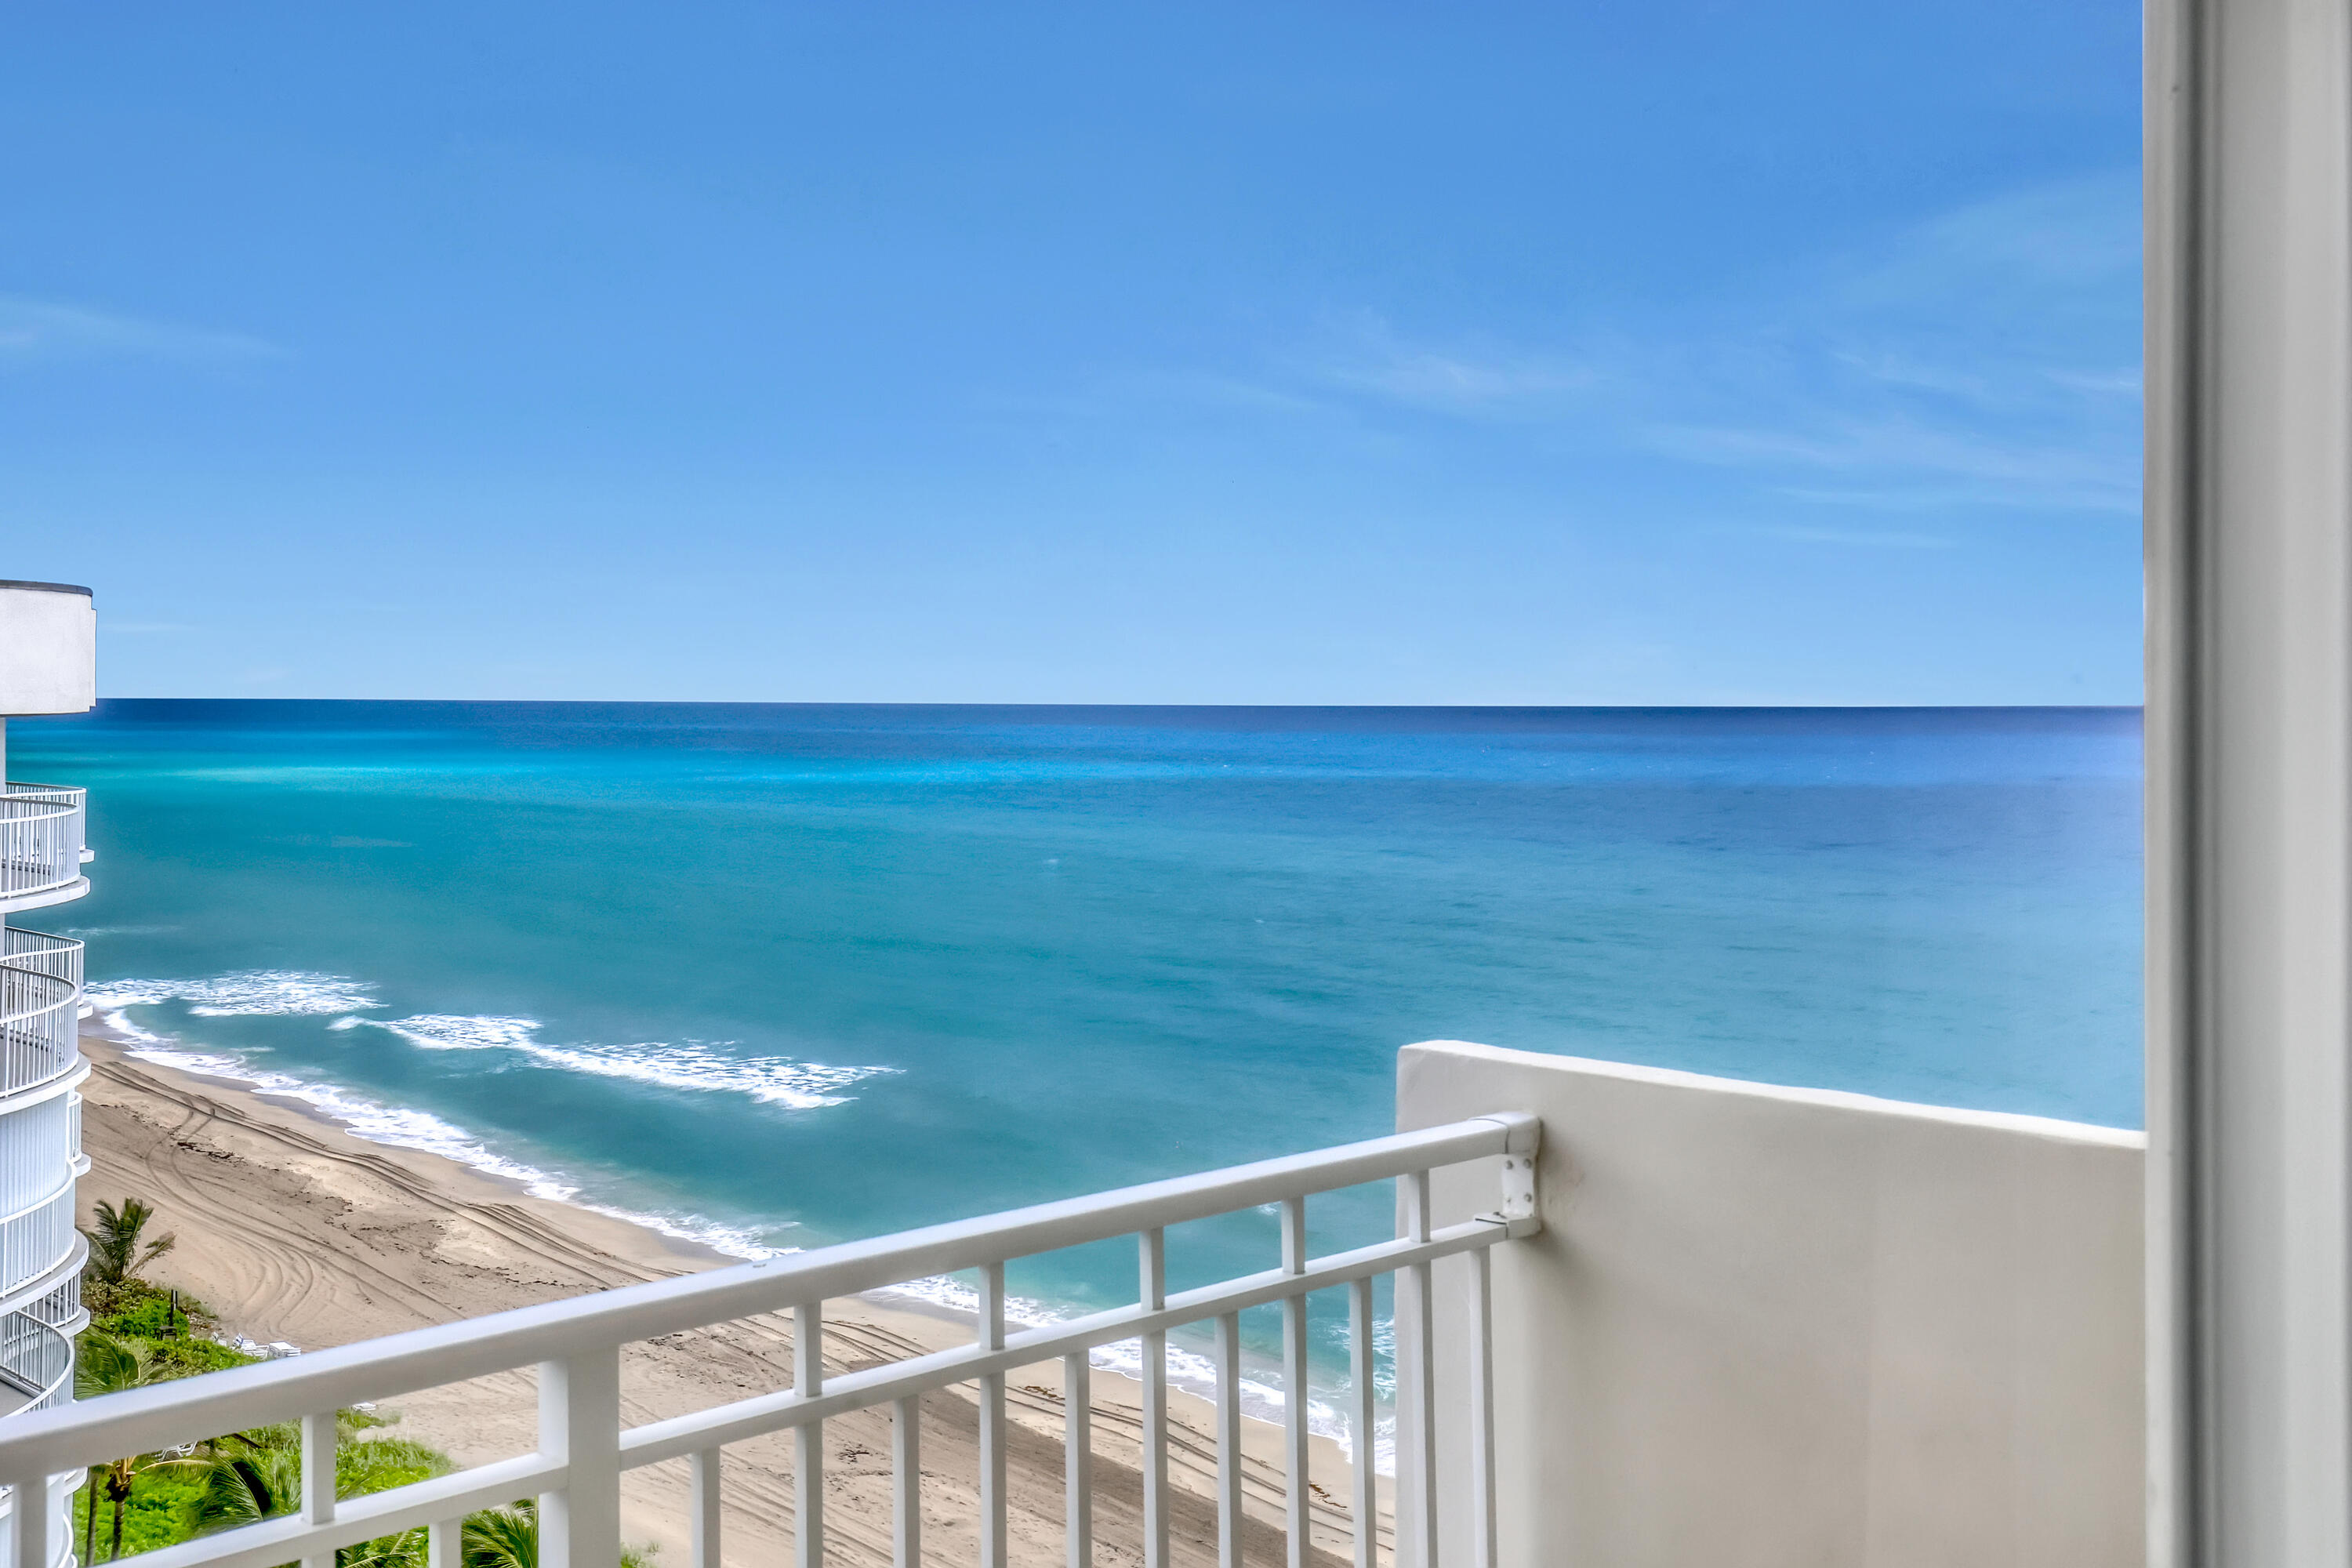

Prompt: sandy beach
xmin=73 ymin=1021 xmax=1383 ymax=1568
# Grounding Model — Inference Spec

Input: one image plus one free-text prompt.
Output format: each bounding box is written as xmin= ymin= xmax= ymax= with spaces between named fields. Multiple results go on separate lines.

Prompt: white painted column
xmin=2145 ymin=1 xmax=2352 ymax=1563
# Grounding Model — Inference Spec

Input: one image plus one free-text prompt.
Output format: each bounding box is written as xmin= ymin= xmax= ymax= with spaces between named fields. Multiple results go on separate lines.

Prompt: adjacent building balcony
xmin=0 ymin=792 xmax=85 ymax=915
xmin=0 ymin=1313 xmax=74 ymax=1423
xmin=0 ymin=936 xmax=83 ymax=1106
xmin=0 ymin=929 xmax=89 ymax=1324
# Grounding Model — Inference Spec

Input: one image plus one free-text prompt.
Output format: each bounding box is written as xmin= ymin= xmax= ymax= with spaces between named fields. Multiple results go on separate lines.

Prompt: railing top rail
xmin=0 ymin=1314 xmax=71 ymax=1410
xmin=0 ymin=785 xmax=82 ymax=800
xmin=0 ymin=1057 xmax=86 ymax=1112
xmin=0 ymin=931 xmax=79 ymax=952
xmin=0 ymin=1111 xmax=1536 ymax=1475
xmin=0 ymin=970 xmax=73 ymax=1025
xmin=0 ymin=787 xmax=81 ymax=815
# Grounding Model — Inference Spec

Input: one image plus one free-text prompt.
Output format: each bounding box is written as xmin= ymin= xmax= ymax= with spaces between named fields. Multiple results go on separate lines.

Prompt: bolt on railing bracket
xmin=1468 ymin=1111 xmax=1541 ymax=1229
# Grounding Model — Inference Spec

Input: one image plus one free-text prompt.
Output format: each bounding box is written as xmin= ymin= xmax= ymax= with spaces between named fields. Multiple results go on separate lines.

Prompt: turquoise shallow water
xmin=10 ymin=701 xmax=2141 ymax=1432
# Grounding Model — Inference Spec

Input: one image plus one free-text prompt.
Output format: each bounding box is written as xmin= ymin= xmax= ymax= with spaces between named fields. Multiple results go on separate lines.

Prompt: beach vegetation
xmin=450 ymin=1499 xmax=656 ymax=1568
xmin=185 ymin=1418 xmax=452 ymax=1545
xmin=186 ymin=1448 xmax=656 ymax=1568
xmin=74 ymin=1334 xmax=195 ymax=1564
xmin=67 ymin=1335 xmax=456 ymax=1565
xmin=86 ymin=1276 xmax=220 ymax=1351
xmin=64 ymin=1211 xmax=658 ymax=1568
xmin=67 ymin=1380 xmax=659 ymax=1568
xmin=82 ymin=1276 xmax=249 ymax=1377
xmin=82 ymin=1199 xmax=178 ymax=1311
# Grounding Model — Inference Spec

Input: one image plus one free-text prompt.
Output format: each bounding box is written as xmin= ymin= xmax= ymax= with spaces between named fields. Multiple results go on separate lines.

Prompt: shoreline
xmin=74 ymin=1018 xmax=1384 ymax=1566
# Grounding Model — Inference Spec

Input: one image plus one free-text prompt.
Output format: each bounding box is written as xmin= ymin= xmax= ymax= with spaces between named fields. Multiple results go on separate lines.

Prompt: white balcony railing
xmin=0 ymin=789 xmax=84 ymax=906
xmin=0 ymin=1181 xmax=77 ymax=1315
xmin=0 ymin=968 xmax=74 ymax=1107
xmin=0 ymin=936 xmax=76 ymax=997
xmin=0 ymin=1113 xmax=1540 ymax=1568
xmin=0 ymin=1315 xmax=71 ymax=1421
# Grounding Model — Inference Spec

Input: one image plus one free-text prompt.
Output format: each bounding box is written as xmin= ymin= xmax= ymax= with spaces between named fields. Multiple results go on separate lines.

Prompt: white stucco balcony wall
xmin=0 ymin=590 xmax=93 ymax=721
xmin=1396 ymin=1039 xmax=2144 ymax=1568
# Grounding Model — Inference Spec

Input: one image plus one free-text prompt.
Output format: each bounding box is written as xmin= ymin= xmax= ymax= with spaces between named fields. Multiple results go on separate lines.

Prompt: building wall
xmin=1396 ymin=1039 xmax=2144 ymax=1568
xmin=0 ymin=588 xmax=93 ymax=719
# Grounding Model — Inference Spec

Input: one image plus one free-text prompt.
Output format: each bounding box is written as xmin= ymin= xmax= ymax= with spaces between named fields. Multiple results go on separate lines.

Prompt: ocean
xmin=10 ymin=701 xmax=2143 ymax=1450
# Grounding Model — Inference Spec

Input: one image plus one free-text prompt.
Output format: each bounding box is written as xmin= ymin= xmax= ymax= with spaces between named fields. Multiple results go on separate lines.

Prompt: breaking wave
xmin=330 ymin=1013 xmax=891 ymax=1109
xmin=90 ymin=971 xmax=383 ymax=1017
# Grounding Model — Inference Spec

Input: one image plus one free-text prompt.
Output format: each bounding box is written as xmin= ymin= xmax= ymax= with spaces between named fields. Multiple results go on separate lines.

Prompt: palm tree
xmin=189 ymin=1426 xmax=452 ymax=1568
xmin=460 ymin=1502 xmax=539 ymax=1568
xmin=82 ymin=1199 xmax=176 ymax=1296
xmin=187 ymin=1441 xmax=298 ymax=1532
xmin=457 ymin=1501 xmax=652 ymax=1568
xmin=74 ymin=1334 xmax=183 ymax=1563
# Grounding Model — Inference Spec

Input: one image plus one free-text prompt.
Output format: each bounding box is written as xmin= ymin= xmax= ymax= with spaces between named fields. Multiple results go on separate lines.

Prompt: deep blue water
xmin=9 ymin=701 xmax=2141 ymax=1425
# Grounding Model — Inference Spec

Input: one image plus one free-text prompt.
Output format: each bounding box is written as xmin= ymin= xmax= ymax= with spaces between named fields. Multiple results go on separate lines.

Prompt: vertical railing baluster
xmin=794 ymin=1304 xmax=823 ymax=1568
xmin=892 ymin=1396 xmax=922 ymax=1568
xmin=1469 ymin=1246 xmax=1498 ymax=1568
xmin=301 ymin=1408 xmax=336 ymax=1568
xmin=1280 ymin=1195 xmax=1311 ymax=1568
xmin=978 ymin=1262 xmax=1007 ymax=1568
xmin=1214 ymin=1312 xmax=1243 ymax=1568
xmin=1063 ymin=1352 xmax=1092 ymax=1568
xmin=1403 ymin=1171 xmax=1437 ymax=1568
xmin=691 ymin=1447 xmax=722 ymax=1568
xmin=6 ymin=1469 xmax=46 ymax=1568
xmin=1139 ymin=1227 xmax=1170 ymax=1568
xmin=1348 ymin=1276 xmax=1377 ymax=1568
xmin=540 ymin=1348 xmax=622 ymax=1568
xmin=428 ymin=1516 xmax=461 ymax=1568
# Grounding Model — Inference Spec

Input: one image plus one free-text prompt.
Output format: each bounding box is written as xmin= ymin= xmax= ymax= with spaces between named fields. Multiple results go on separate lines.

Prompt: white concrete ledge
xmin=1398 ymin=1039 xmax=2143 ymax=1568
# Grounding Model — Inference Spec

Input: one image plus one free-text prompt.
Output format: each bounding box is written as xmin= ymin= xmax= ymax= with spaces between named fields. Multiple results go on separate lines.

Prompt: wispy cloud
xmin=0 ymin=296 xmax=281 ymax=366
xmin=1298 ymin=320 xmax=1595 ymax=415
xmin=1653 ymin=410 xmax=2140 ymax=514
xmin=2046 ymin=368 xmax=2140 ymax=397
xmin=1752 ymin=524 xmax=1957 ymax=550
xmin=1625 ymin=171 xmax=2141 ymax=517
xmin=1265 ymin=173 xmax=2139 ymax=519
xmin=1014 ymin=172 xmax=2140 ymax=527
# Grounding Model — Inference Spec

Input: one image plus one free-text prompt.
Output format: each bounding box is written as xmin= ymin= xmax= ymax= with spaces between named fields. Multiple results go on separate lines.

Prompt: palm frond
xmin=81 ymin=1198 xmax=176 ymax=1290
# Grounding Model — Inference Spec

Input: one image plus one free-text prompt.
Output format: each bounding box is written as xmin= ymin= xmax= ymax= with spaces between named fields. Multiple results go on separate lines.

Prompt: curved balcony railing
xmin=0 ymin=1313 xmax=69 ymax=1420
xmin=0 ymin=1180 xmax=77 ymax=1308
xmin=0 ymin=970 xmax=74 ymax=1105
xmin=0 ymin=1097 xmax=78 ymax=1231
xmin=14 ymin=1277 xmax=78 ymax=1342
xmin=0 ymin=933 xmax=78 ymax=994
xmin=0 ymin=787 xmax=85 ymax=905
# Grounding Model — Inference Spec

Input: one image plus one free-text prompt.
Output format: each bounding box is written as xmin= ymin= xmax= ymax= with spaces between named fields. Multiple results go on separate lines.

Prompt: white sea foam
xmin=330 ymin=1014 xmax=891 ymax=1109
xmin=86 ymin=980 xmax=811 ymax=1263
xmin=91 ymin=1022 xmax=800 ymax=1262
xmin=90 ymin=971 xmax=383 ymax=1018
xmin=89 ymin=975 xmax=1384 ymax=1461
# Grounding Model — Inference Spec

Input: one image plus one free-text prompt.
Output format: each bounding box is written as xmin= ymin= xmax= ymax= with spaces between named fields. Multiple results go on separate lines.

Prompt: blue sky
xmin=4 ymin=2 xmax=2141 ymax=705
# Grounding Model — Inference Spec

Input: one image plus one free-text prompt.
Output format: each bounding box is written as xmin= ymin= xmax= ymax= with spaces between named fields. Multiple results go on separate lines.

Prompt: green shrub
xmin=85 ymin=1278 xmax=213 ymax=1339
